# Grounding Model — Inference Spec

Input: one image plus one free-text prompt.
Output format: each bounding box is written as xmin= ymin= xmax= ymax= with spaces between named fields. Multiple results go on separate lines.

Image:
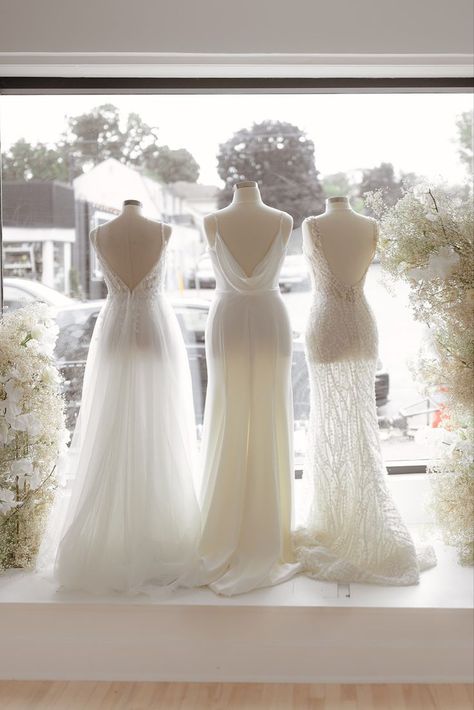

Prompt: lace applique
xmin=294 ymin=215 xmax=437 ymax=585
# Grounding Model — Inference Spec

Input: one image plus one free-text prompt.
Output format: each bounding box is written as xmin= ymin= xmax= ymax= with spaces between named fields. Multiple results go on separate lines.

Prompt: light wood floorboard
xmin=0 ymin=682 xmax=472 ymax=709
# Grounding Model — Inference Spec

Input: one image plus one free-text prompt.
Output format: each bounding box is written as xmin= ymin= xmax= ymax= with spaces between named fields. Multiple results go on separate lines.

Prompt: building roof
xmin=73 ymin=158 xmax=165 ymax=218
xmin=165 ymin=181 xmax=219 ymax=201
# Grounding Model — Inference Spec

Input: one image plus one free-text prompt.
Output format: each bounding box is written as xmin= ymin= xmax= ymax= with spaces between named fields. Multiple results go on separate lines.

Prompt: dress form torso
xmin=189 ymin=180 xmax=300 ymax=596
xmin=302 ymin=197 xmax=377 ymax=287
xmin=91 ymin=201 xmax=172 ymax=292
xmin=294 ymin=197 xmax=437 ymax=585
xmin=203 ymin=182 xmax=293 ymax=277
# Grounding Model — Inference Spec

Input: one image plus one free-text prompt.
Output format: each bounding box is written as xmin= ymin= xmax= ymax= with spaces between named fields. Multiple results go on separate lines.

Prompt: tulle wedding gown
xmin=37 ymin=224 xmax=201 ymax=594
xmin=294 ymin=217 xmax=436 ymax=585
xmin=187 ymin=213 xmax=301 ymax=596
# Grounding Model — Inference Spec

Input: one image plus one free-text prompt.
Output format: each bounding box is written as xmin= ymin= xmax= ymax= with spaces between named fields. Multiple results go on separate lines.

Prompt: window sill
xmin=0 ymin=531 xmax=472 ymax=683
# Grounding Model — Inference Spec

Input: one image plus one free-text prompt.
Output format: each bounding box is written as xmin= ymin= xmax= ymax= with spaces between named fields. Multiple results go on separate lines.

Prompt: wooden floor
xmin=0 ymin=683 xmax=472 ymax=709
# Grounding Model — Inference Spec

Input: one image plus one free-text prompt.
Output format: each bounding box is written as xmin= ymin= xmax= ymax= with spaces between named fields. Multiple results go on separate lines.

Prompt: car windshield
xmin=5 ymin=279 xmax=74 ymax=307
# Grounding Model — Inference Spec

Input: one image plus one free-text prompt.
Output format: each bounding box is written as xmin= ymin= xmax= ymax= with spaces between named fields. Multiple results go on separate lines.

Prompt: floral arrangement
xmin=366 ymin=183 xmax=474 ymax=565
xmin=0 ymin=303 xmax=68 ymax=570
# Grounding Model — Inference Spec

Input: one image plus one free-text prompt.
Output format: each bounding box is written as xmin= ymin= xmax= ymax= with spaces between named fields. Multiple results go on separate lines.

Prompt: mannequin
xmin=203 ymin=182 xmax=293 ymax=276
xmin=90 ymin=200 xmax=172 ymax=291
xmin=302 ymin=196 xmax=377 ymax=286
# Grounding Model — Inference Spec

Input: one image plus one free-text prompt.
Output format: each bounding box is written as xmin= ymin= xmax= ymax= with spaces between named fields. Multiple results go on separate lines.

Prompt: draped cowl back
xmin=186 ymin=212 xmax=301 ymax=596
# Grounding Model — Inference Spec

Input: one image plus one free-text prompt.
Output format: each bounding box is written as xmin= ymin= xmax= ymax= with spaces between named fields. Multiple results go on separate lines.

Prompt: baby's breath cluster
xmin=0 ymin=303 xmax=68 ymax=570
xmin=366 ymin=183 xmax=474 ymax=564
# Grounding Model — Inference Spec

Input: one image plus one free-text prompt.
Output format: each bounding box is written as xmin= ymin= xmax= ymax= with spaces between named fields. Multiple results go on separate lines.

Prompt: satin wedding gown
xmin=188 ymin=213 xmax=301 ymax=596
xmin=38 ymin=224 xmax=200 ymax=594
xmin=294 ymin=217 xmax=436 ymax=585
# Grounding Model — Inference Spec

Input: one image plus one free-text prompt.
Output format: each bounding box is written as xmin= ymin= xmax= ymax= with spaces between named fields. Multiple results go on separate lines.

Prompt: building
xmin=2 ymin=181 xmax=76 ymax=294
xmin=2 ymin=161 xmax=219 ymax=299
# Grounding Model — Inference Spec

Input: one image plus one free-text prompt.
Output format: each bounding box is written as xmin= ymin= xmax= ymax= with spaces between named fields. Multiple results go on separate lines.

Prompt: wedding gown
xmin=294 ymin=216 xmax=436 ymax=585
xmin=37 ymin=224 xmax=201 ymax=594
xmin=187 ymin=213 xmax=301 ymax=596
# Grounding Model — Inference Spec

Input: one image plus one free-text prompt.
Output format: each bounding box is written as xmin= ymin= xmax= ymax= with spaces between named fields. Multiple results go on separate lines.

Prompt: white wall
xmin=1 ymin=0 xmax=473 ymax=55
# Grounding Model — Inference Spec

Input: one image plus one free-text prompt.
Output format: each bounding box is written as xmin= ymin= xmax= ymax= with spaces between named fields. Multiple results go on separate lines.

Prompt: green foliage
xmin=367 ymin=183 xmax=474 ymax=565
xmin=2 ymin=104 xmax=200 ymax=185
xmin=144 ymin=146 xmax=200 ymax=184
xmin=456 ymin=110 xmax=473 ymax=173
xmin=216 ymin=120 xmax=325 ymax=227
xmin=359 ymin=162 xmax=403 ymax=215
xmin=2 ymin=138 xmax=69 ymax=183
xmin=0 ymin=479 xmax=54 ymax=570
xmin=322 ymin=171 xmax=365 ymax=212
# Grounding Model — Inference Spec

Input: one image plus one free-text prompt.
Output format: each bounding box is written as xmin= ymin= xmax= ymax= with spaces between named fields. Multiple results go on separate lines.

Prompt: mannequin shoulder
xmin=161 ymin=221 xmax=172 ymax=242
xmin=89 ymin=226 xmax=98 ymax=245
xmin=357 ymin=213 xmax=379 ymax=244
xmin=301 ymin=214 xmax=320 ymax=239
xmin=203 ymin=212 xmax=219 ymax=247
xmin=278 ymin=210 xmax=293 ymax=243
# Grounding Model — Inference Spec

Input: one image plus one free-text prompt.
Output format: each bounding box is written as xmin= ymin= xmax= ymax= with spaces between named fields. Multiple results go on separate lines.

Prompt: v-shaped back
xmin=303 ymin=216 xmax=377 ymax=301
xmin=92 ymin=222 xmax=167 ymax=298
xmin=209 ymin=213 xmax=286 ymax=294
xmin=303 ymin=215 xmax=379 ymax=364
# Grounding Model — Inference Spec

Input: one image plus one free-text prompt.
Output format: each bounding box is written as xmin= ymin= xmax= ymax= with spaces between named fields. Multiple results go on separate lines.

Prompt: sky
xmin=1 ymin=93 xmax=472 ymax=187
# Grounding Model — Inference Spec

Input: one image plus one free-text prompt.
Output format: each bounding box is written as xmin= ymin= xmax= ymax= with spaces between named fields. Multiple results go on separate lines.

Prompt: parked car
xmin=55 ymin=297 xmax=211 ymax=429
xmin=186 ymin=253 xmax=215 ymax=290
xmin=3 ymin=277 xmax=75 ymax=311
xmin=55 ymin=298 xmax=390 ymax=431
xmin=186 ymin=252 xmax=309 ymax=293
xmin=2 ymin=277 xmax=104 ymax=332
xmin=279 ymin=254 xmax=310 ymax=292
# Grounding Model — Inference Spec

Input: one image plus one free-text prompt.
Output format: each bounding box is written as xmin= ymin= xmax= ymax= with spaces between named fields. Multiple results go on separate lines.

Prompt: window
xmin=1 ymin=82 xmax=471 ymax=470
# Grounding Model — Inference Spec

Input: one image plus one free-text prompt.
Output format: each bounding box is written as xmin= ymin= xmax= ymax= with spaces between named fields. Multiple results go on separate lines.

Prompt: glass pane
xmin=1 ymin=92 xmax=471 ymax=464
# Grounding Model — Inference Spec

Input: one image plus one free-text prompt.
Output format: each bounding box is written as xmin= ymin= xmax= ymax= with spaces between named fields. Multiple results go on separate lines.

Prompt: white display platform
xmin=0 ymin=536 xmax=472 ymax=683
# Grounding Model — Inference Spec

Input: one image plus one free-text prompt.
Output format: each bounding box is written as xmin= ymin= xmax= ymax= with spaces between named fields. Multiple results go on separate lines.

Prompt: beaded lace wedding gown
xmin=294 ymin=216 xmax=436 ymax=585
xmin=38 ymin=224 xmax=200 ymax=594
xmin=187 ymin=213 xmax=301 ymax=596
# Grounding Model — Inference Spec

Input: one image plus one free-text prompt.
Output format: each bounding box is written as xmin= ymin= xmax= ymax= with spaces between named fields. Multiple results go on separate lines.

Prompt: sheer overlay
xmin=37 ymin=224 xmax=201 ymax=594
xmin=293 ymin=217 xmax=436 ymax=585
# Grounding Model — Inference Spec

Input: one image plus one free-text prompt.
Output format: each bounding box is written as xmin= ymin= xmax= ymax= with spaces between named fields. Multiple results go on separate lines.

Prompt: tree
xmin=358 ymin=162 xmax=403 ymax=214
xmin=321 ymin=171 xmax=366 ymax=213
xmin=2 ymin=104 xmax=200 ymax=184
xmin=456 ymin=110 xmax=473 ymax=173
xmin=143 ymin=145 xmax=200 ymax=183
xmin=2 ymin=138 xmax=69 ymax=182
xmin=321 ymin=171 xmax=352 ymax=199
xmin=216 ymin=120 xmax=324 ymax=227
xmin=63 ymin=104 xmax=164 ymax=178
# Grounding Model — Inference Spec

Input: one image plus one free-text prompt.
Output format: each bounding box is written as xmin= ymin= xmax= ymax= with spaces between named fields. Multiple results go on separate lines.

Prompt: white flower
xmin=5 ymin=400 xmax=22 ymax=424
xmin=41 ymin=365 xmax=60 ymax=385
xmin=407 ymin=246 xmax=460 ymax=283
xmin=427 ymin=246 xmax=460 ymax=279
xmin=0 ymin=488 xmax=17 ymax=514
xmin=4 ymin=379 xmax=22 ymax=404
xmin=25 ymin=338 xmax=40 ymax=353
xmin=14 ymin=413 xmax=43 ymax=436
xmin=0 ymin=417 xmax=9 ymax=445
xmin=407 ymin=266 xmax=428 ymax=282
xmin=10 ymin=458 xmax=33 ymax=483
xmin=28 ymin=467 xmax=43 ymax=490
xmin=30 ymin=324 xmax=47 ymax=341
